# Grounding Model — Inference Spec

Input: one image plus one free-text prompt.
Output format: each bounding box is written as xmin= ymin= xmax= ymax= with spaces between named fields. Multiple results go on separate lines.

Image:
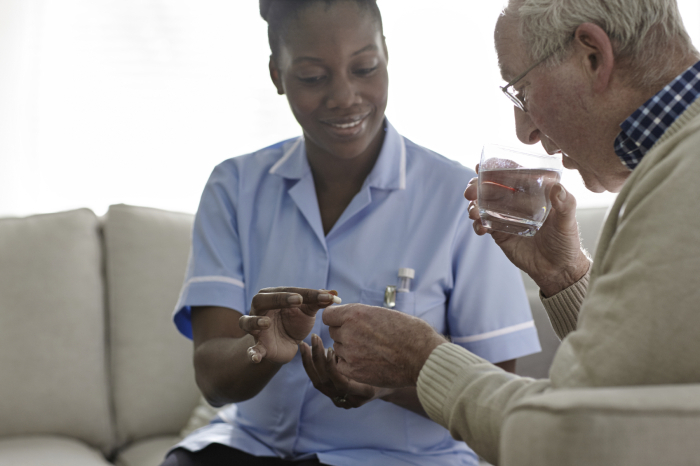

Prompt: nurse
xmin=163 ymin=1 xmax=541 ymax=465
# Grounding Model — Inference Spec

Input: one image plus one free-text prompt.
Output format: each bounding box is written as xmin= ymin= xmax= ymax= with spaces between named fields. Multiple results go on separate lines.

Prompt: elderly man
xmin=323 ymin=0 xmax=700 ymax=463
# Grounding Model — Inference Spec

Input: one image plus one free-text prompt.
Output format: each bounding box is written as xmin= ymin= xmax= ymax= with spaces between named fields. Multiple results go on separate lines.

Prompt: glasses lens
xmin=502 ymin=87 xmax=525 ymax=111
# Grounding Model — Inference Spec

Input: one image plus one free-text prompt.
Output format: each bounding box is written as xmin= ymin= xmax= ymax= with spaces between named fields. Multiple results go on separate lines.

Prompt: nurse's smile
xmin=321 ymin=110 xmax=372 ymax=138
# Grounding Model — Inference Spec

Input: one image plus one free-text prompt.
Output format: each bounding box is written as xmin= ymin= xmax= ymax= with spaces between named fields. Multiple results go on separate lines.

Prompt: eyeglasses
xmin=500 ymin=54 xmax=551 ymax=112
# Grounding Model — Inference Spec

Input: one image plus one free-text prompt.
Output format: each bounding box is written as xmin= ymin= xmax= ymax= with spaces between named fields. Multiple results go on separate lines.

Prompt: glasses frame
xmin=500 ymin=53 xmax=552 ymax=112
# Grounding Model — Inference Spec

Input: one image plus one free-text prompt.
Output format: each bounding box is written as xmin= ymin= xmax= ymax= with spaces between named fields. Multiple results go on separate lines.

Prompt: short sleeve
xmin=173 ymin=161 xmax=247 ymax=339
xmin=446 ymin=209 xmax=541 ymax=363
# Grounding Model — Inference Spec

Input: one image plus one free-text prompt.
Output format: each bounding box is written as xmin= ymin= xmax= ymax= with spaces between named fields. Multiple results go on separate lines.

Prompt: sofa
xmin=2 ymin=203 xmax=699 ymax=466
xmin=0 ymin=205 xmax=200 ymax=466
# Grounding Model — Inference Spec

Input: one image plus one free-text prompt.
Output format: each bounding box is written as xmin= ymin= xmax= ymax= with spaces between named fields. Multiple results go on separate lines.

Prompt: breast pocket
xmin=360 ymin=288 xmax=416 ymax=315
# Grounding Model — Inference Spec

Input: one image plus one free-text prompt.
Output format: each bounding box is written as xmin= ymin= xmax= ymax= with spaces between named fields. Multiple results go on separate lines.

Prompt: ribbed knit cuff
xmin=540 ymin=271 xmax=590 ymax=340
xmin=417 ymin=343 xmax=486 ymax=426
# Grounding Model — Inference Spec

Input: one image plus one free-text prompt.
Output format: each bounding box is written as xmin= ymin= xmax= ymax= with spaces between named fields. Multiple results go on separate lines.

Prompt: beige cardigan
xmin=416 ymin=97 xmax=700 ymax=464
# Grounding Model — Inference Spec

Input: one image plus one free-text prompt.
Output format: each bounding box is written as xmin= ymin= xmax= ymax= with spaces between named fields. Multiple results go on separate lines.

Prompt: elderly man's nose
xmin=514 ymin=107 xmax=541 ymax=145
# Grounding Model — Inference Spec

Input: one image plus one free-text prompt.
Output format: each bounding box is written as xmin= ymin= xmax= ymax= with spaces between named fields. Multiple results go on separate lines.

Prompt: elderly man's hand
xmin=322 ymin=303 xmax=448 ymax=388
xmin=465 ymin=167 xmax=590 ymax=297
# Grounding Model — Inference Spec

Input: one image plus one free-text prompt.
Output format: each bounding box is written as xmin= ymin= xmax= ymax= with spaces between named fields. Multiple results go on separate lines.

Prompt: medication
xmin=397 ymin=268 xmax=415 ymax=293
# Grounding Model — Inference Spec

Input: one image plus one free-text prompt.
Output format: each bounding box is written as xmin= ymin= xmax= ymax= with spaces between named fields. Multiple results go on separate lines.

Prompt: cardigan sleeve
xmin=417 ymin=343 xmax=552 ymax=464
xmin=540 ymin=271 xmax=590 ymax=340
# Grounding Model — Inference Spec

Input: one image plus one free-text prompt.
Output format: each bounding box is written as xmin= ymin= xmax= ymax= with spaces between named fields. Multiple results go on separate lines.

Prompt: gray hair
xmin=506 ymin=0 xmax=698 ymax=88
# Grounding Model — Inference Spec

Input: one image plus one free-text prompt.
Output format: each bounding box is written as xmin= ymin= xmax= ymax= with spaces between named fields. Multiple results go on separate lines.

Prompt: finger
xmin=250 ymin=292 xmax=304 ymax=316
xmin=467 ymin=200 xmax=481 ymax=221
xmin=257 ymin=287 xmax=342 ymax=306
xmin=472 ymin=217 xmax=491 ymax=236
xmin=331 ymin=340 xmax=345 ymax=360
xmin=464 ymin=177 xmax=479 ymax=201
xmin=327 ymin=325 xmax=342 ymax=345
xmin=300 ymin=342 xmax=323 ymax=385
xmin=239 ymin=315 xmax=271 ymax=335
xmin=474 ymin=163 xmax=480 ymax=174
xmin=548 ymin=184 xmax=578 ymax=228
xmin=326 ymin=348 xmax=350 ymax=392
xmin=247 ymin=341 xmax=267 ymax=364
xmin=322 ymin=304 xmax=349 ymax=328
xmin=334 ymin=355 xmax=353 ymax=380
xmin=311 ymin=334 xmax=332 ymax=381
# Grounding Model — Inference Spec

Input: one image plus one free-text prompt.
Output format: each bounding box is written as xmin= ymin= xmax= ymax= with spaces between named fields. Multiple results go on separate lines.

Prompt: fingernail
xmin=558 ymin=185 xmax=567 ymax=202
xmin=258 ymin=317 xmax=269 ymax=327
xmin=318 ymin=293 xmax=332 ymax=302
xmin=287 ymin=295 xmax=302 ymax=305
xmin=312 ymin=334 xmax=319 ymax=344
xmin=332 ymin=296 xmax=342 ymax=304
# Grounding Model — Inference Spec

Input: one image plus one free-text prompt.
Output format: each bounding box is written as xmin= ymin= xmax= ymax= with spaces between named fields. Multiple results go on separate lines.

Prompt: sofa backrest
xmin=516 ymin=206 xmax=609 ymax=379
xmin=0 ymin=209 xmax=114 ymax=454
xmin=103 ymin=204 xmax=200 ymax=448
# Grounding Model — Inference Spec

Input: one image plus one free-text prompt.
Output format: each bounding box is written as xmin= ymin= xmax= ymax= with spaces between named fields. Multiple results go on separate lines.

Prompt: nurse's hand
xmin=239 ymin=288 xmax=340 ymax=365
xmin=464 ymin=167 xmax=590 ymax=297
xmin=300 ymin=333 xmax=389 ymax=409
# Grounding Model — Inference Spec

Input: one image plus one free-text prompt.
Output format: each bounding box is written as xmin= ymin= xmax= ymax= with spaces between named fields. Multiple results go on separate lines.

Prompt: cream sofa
xmin=0 ymin=205 xmax=200 ymax=466
xmin=2 ymin=203 xmax=698 ymax=466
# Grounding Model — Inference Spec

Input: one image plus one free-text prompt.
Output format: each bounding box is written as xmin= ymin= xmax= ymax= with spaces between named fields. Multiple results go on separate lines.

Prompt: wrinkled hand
xmin=239 ymin=288 xmax=340 ymax=365
xmin=301 ymin=334 xmax=388 ymax=409
xmin=323 ymin=304 xmax=447 ymax=388
xmin=465 ymin=165 xmax=590 ymax=297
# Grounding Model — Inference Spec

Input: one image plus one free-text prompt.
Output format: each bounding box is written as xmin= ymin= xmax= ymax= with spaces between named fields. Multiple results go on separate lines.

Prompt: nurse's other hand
xmin=464 ymin=168 xmax=590 ymax=297
xmin=323 ymin=304 xmax=447 ymax=388
xmin=239 ymin=287 xmax=340 ymax=365
xmin=300 ymin=334 xmax=389 ymax=409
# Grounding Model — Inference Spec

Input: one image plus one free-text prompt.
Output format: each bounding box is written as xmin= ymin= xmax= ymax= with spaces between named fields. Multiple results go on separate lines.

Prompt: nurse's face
xmin=269 ymin=1 xmax=388 ymax=161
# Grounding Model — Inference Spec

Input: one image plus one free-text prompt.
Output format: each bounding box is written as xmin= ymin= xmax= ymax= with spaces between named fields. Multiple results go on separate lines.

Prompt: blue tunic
xmin=173 ymin=121 xmax=540 ymax=466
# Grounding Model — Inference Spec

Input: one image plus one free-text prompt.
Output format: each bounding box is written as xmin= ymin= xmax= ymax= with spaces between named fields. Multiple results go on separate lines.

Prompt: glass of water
xmin=478 ymin=144 xmax=563 ymax=237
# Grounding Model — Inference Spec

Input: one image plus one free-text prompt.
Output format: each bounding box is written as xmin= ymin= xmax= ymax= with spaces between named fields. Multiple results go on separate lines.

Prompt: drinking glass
xmin=478 ymin=144 xmax=563 ymax=237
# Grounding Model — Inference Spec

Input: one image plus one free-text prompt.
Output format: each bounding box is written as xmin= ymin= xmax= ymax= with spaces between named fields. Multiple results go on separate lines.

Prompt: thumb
xmin=322 ymin=304 xmax=348 ymax=327
xmin=549 ymin=184 xmax=577 ymax=227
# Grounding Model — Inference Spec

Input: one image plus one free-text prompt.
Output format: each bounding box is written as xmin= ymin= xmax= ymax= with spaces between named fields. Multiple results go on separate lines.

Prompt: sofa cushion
xmin=0 ymin=209 xmax=114 ymax=454
xmin=113 ymin=435 xmax=180 ymax=466
xmin=103 ymin=204 xmax=200 ymax=445
xmin=0 ymin=436 xmax=112 ymax=466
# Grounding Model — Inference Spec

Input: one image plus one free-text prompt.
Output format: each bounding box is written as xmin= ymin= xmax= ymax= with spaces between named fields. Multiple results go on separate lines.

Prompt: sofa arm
xmin=500 ymin=384 xmax=700 ymax=466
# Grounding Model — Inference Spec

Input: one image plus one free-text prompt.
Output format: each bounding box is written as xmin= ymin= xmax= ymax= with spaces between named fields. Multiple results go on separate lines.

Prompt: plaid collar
xmin=614 ymin=60 xmax=700 ymax=170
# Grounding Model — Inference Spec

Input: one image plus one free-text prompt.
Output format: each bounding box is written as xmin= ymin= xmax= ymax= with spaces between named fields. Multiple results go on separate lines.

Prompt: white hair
xmin=506 ymin=0 xmax=698 ymax=88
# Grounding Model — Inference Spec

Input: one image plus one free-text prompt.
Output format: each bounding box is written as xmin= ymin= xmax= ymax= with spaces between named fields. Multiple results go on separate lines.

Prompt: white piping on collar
xmin=269 ymin=137 xmax=303 ymax=175
xmin=399 ymin=136 xmax=406 ymax=190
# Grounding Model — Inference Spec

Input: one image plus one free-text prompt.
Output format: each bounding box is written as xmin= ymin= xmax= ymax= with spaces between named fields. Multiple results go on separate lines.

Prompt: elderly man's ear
xmin=572 ymin=22 xmax=615 ymax=93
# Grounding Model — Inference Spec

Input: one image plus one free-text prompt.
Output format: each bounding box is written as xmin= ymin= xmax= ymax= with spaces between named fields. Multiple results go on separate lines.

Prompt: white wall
xmin=0 ymin=0 xmax=698 ymax=217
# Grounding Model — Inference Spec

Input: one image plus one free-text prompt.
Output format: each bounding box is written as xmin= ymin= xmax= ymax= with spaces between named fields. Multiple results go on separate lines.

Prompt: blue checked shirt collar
xmin=614 ymin=60 xmax=700 ymax=170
